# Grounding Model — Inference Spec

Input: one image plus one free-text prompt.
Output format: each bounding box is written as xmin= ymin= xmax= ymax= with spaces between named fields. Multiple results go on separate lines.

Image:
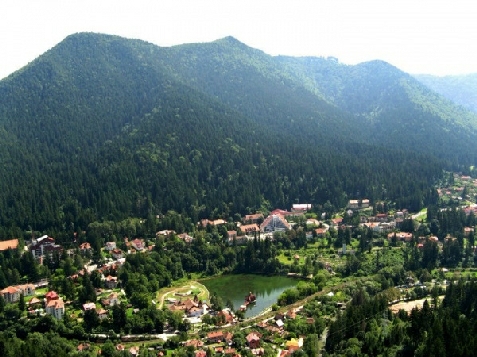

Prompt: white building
xmin=46 ymin=298 xmax=65 ymax=320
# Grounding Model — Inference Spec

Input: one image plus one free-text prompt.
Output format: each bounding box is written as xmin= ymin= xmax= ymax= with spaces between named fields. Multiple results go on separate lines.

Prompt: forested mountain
xmin=276 ymin=57 xmax=477 ymax=164
xmin=0 ymin=32 xmax=473 ymax=231
xmin=414 ymin=73 xmax=477 ymax=113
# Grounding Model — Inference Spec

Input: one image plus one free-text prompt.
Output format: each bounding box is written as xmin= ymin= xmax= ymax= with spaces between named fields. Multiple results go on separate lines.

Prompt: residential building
xmin=102 ymin=292 xmax=120 ymax=307
xmin=0 ymin=286 xmax=20 ymax=303
xmin=178 ymin=233 xmax=194 ymax=243
xmin=79 ymin=242 xmax=91 ymax=253
xmin=388 ymin=232 xmax=413 ymax=242
xmin=184 ymin=339 xmax=204 ymax=349
xmin=240 ymin=224 xmax=260 ymax=234
xmin=243 ymin=213 xmax=264 ymax=224
xmin=260 ymin=214 xmax=290 ymax=232
xmin=292 ymin=203 xmax=312 ymax=212
xmin=45 ymin=298 xmax=65 ymax=319
xmin=45 ymin=290 xmax=59 ymax=302
xmin=130 ymin=238 xmax=145 ymax=251
xmin=227 ymin=231 xmax=237 ymax=242
xmin=105 ymin=242 xmax=117 ymax=251
xmin=111 ymin=248 xmax=123 ymax=259
xmin=207 ymin=330 xmax=224 ymax=343
xmin=0 ymin=284 xmax=35 ymax=303
xmin=29 ymin=235 xmax=62 ymax=260
xmin=348 ymin=200 xmax=359 ymax=209
xmin=104 ymin=275 xmax=118 ymax=289
xmin=83 ymin=302 xmax=96 ymax=311
xmin=156 ymin=230 xmax=175 ymax=237
xmin=246 ymin=332 xmax=262 ymax=349
xmin=97 ymin=308 xmax=108 ymax=320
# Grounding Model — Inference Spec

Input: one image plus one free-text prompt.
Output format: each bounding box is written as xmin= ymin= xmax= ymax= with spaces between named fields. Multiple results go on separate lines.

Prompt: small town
xmin=0 ymin=173 xmax=475 ymax=356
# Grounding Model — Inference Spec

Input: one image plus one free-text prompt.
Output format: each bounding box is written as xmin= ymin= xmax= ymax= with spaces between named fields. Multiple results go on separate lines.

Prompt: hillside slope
xmin=276 ymin=56 xmax=477 ymax=164
xmin=0 ymin=33 xmax=465 ymax=230
xmin=414 ymin=73 xmax=477 ymax=113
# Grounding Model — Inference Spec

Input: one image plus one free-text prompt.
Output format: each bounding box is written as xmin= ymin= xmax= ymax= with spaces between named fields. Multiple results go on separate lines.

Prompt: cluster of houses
xmin=0 ymin=276 xmax=125 ymax=321
xmin=186 ymin=329 xmax=261 ymax=357
xmin=166 ymin=295 xmax=210 ymax=318
xmin=77 ymin=342 xmax=143 ymax=356
xmin=225 ymin=206 xmax=313 ymax=245
xmin=182 ymin=306 xmax=310 ymax=357
xmin=437 ymin=173 xmax=477 ymax=202
xmin=0 ymin=284 xmax=66 ymax=320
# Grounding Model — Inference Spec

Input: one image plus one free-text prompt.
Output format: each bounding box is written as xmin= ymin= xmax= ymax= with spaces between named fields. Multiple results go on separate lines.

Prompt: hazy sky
xmin=1 ymin=0 xmax=476 ymax=79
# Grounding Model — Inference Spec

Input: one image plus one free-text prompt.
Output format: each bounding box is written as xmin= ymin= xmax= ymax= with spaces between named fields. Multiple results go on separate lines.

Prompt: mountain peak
xmin=213 ymin=36 xmax=251 ymax=49
xmin=215 ymin=35 xmax=242 ymax=43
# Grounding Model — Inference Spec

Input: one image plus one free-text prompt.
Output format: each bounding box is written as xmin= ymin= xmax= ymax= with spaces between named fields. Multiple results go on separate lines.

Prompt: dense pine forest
xmin=0 ymin=33 xmax=475 ymax=233
xmin=414 ymin=73 xmax=477 ymax=114
xmin=2 ymin=32 xmax=477 ymax=355
xmin=325 ymin=280 xmax=477 ymax=357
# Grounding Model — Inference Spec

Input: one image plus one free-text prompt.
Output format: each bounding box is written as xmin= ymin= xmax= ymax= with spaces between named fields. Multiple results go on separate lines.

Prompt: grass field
xmin=156 ymin=280 xmax=209 ymax=309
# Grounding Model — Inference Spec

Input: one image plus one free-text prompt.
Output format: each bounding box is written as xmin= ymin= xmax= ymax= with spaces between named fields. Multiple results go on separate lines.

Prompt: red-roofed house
xmin=0 ymin=284 xmax=35 ymax=302
xmin=104 ymin=275 xmax=118 ymax=289
xmin=315 ymin=227 xmax=328 ymax=237
xmin=131 ymin=238 xmax=145 ymax=251
xmin=224 ymin=348 xmax=238 ymax=356
xmin=45 ymin=290 xmax=59 ymax=302
xmin=105 ymin=242 xmax=116 ymax=251
xmin=79 ymin=242 xmax=92 ymax=253
xmin=0 ymin=286 xmax=21 ymax=303
xmin=227 ymin=231 xmax=237 ymax=241
xmin=270 ymin=209 xmax=293 ymax=216
xmin=240 ymin=224 xmax=260 ymax=234
xmin=244 ymin=213 xmax=264 ymax=224
xmin=178 ymin=233 xmax=194 ymax=243
xmin=246 ymin=332 xmax=262 ymax=349
xmin=331 ymin=218 xmax=343 ymax=226
xmin=111 ymin=248 xmax=123 ymax=260
xmin=129 ymin=346 xmax=140 ymax=356
xmin=46 ymin=298 xmax=65 ymax=319
xmin=97 ymin=308 xmax=108 ymax=320
xmin=388 ymin=232 xmax=413 ymax=242
xmin=207 ymin=330 xmax=224 ymax=343
xmin=77 ymin=343 xmax=90 ymax=352
xmin=185 ymin=339 xmax=204 ymax=349
xmin=218 ymin=309 xmax=235 ymax=324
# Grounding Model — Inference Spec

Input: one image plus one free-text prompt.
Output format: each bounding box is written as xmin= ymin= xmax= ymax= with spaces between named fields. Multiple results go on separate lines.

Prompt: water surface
xmin=202 ymin=274 xmax=297 ymax=318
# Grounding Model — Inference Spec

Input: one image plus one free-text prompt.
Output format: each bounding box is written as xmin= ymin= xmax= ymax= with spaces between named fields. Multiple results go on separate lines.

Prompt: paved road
xmin=318 ymin=327 xmax=328 ymax=357
xmin=89 ymin=333 xmax=177 ymax=341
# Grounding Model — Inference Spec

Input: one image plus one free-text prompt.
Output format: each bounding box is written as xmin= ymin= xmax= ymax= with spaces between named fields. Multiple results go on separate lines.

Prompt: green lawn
xmin=35 ymin=287 xmax=48 ymax=296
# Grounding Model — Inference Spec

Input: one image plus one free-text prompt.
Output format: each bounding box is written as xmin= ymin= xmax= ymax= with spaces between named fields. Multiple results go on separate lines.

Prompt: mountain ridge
xmin=414 ymin=73 xmax=477 ymax=114
xmin=0 ymin=32 xmax=469 ymax=230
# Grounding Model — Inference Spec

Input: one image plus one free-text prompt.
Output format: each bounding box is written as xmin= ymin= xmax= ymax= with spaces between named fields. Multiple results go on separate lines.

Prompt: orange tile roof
xmin=47 ymin=299 xmax=64 ymax=309
xmin=2 ymin=286 xmax=19 ymax=294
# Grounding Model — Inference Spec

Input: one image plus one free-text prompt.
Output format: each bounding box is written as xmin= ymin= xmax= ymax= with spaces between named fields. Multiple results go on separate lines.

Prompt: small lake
xmin=202 ymin=274 xmax=297 ymax=318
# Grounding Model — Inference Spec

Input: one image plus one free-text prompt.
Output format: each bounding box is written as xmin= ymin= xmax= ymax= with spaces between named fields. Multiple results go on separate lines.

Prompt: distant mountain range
xmin=0 ymin=32 xmax=473 ymax=229
xmin=414 ymin=73 xmax=477 ymax=113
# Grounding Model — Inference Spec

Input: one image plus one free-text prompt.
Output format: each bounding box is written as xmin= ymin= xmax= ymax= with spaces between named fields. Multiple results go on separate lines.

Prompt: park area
xmin=156 ymin=281 xmax=209 ymax=309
